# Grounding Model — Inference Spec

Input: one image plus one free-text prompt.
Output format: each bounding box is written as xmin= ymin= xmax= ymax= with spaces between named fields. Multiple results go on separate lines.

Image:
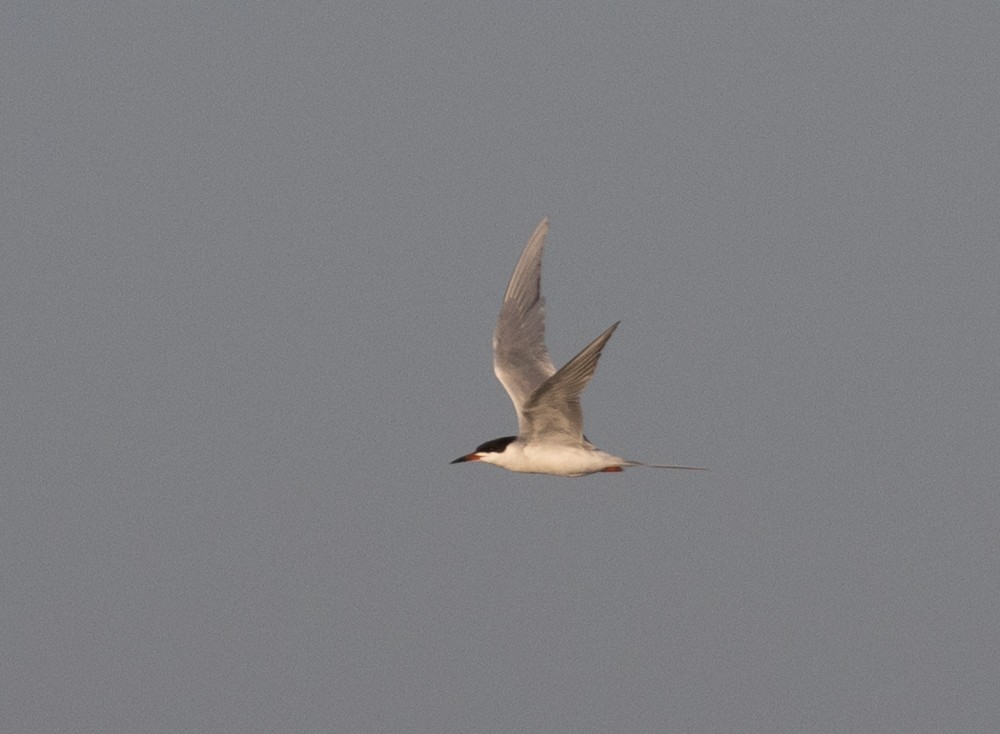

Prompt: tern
xmin=451 ymin=218 xmax=706 ymax=477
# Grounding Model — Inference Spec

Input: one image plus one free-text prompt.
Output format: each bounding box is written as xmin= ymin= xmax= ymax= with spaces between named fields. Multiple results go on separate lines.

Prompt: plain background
xmin=2 ymin=2 xmax=998 ymax=732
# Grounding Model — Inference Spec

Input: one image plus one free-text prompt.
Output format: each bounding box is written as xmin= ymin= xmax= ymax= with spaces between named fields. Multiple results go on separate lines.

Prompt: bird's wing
xmin=493 ymin=218 xmax=557 ymax=432
xmin=519 ymin=321 xmax=620 ymax=444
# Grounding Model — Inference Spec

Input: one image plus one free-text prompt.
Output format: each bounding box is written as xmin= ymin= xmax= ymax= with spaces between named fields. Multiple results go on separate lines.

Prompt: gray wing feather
xmin=520 ymin=321 xmax=620 ymax=443
xmin=493 ymin=219 xmax=557 ymax=430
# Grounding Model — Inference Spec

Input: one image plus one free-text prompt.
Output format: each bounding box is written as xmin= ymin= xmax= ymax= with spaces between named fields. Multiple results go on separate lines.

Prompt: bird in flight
xmin=451 ymin=219 xmax=706 ymax=477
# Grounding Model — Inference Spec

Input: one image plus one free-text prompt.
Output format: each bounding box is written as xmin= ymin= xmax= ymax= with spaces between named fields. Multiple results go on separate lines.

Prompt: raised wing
xmin=493 ymin=219 xmax=557 ymax=431
xmin=520 ymin=321 xmax=620 ymax=444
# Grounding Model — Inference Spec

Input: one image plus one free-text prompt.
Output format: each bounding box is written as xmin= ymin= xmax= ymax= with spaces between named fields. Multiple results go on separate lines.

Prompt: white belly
xmin=483 ymin=441 xmax=627 ymax=477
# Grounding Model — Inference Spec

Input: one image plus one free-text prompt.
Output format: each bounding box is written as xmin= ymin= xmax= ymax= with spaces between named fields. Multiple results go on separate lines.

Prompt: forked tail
xmin=625 ymin=460 xmax=708 ymax=471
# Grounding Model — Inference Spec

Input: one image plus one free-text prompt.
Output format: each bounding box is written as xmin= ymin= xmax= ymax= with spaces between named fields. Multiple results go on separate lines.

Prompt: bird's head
xmin=450 ymin=435 xmax=517 ymax=466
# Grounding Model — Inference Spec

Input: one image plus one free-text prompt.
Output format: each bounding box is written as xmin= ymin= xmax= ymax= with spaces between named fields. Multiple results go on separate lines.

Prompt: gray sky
xmin=2 ymin=2 xmax=998 ymax=732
